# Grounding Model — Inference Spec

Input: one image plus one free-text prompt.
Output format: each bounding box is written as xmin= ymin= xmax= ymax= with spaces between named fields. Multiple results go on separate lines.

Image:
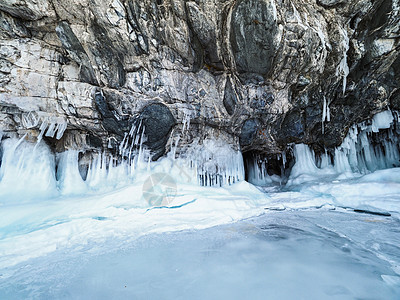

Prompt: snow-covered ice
xmin=0 ymin=210 xmax=399 ymax=299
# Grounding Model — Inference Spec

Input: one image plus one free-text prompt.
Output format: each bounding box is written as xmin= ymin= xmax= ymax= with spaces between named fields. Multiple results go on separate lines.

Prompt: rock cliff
xmin=0 ymin=0 xmax=399 ymax=173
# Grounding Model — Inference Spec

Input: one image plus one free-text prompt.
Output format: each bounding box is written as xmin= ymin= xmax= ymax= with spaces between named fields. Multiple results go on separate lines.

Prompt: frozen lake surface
xmin=0 ymin=209 xmax=399 ymax=299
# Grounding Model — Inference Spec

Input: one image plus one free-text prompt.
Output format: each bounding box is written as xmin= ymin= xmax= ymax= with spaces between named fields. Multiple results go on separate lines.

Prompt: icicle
xmin=334 ymin=148 xmax=352 ymax=173
xmin=331 ymin=110 xmax=400 ymax=174
xmin=282 ymin=151 xmax=287 ymax=166
xmin=134 ymin=120 xmax=142 ymax=146
xmin=55 ymin=121 xmax=67 ymax=140
xmin=182 ymin=112 xmax=191 ymax=134
xmin=147 ymin=155 xmax=151 ymax=171
xmin=245 ymin=154 xmax=275 ymax=186
xmin=45 ymin=122 xmax=57 ymax=138
xmin=119 ymin=133 xmax=128 ymax=155
xmin=319 ymin=149 xmax=331 ymax=169
xmin=129 ymin=122 xmax=136 ymax=136
xmin=322 ymin=96 xmax=331 ymax=134
xmin=57 ymin=150 xmax=87 ymax=195
xmin=172 ymin=135 xmax=180 ymax=159
xmin=37 ymin=121 xmax=48 ymax=144
xmin=22 ymin=111 xmax=40 ymax=129
xmin=183 ymin=138 xmax=245 ymax=187
xmin=291 ymin=144 xmax=319 ymax=176
xmin=326 ymin=105 xmax=331 ymax=122
xmin=322 ymin=96 xmax=326 ymax=134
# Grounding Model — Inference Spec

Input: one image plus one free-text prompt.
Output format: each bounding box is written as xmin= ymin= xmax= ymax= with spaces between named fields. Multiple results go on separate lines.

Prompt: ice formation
xmin=289 ymin=109 xmax=400 ymax=184
xmin=246 ymin=110 xmax=400 ymax=186
xmin=0 ymin=136 xmax=58 ymax=200
xmin=185 ymin=138 xmax=245 ymax=186
xmin=246 ymin=155 xmax=272 ymax=185
xmin=334 ymin=109 xmax=399 ymax=173
xmin=37 ymin=117 xmax=67 ymax=143
xmin=0 ymin=109 xmax=399 ymax=201
xmin=1 ymin=111 xmax=400 ymax=298
xmin=321 ymin=96 xmax=330 ymax=134
xmin=57 ymin=150 xmax=87 ymax=195
xmin=245 ymin=153 xmax=285 ymax=186
xmin=336 ymin=25 xmax=350 ymax=95
xmin=168 ymin=111 xmax=244 ymax=187
xmin=0 ymin=116 xmax=246 ymax=201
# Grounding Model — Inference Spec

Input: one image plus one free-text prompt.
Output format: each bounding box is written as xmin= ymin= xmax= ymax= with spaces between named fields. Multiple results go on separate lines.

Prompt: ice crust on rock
xmin=249 ymin=110 xmax=400 ymax=187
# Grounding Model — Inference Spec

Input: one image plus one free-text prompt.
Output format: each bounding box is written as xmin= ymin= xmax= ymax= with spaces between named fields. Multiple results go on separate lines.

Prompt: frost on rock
xmin=336 ymin=25 xmax=350 ymax=95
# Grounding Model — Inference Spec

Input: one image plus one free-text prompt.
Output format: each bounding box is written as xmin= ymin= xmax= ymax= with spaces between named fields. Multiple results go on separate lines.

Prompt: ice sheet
xmin=0 ymin=211 xmax=399 ymax=299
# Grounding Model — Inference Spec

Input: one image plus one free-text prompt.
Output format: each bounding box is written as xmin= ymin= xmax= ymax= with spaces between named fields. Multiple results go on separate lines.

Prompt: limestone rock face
xmin=0 ymin=0 xmax=399 ymax=159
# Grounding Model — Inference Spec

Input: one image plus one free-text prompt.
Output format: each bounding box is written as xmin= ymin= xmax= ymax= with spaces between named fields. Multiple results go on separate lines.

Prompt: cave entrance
xmin=242 ymin=150 xmax=294 ymax=186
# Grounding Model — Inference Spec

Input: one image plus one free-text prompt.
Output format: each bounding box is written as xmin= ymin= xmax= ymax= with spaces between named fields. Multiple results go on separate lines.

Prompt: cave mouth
xmin=242 ymin=150 xmax=294 ymax=186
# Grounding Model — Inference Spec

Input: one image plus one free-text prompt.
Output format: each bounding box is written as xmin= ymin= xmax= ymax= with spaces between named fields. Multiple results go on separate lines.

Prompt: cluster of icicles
xmin=0 ymin=114 xmax=245 ymax=200
xmin=0 ymin=109 xmax=399 ymax=200
xmin=247 ymin=110 xmax=400 ymax=185
xmin=167 ymin=112 xmax=245 ymax=187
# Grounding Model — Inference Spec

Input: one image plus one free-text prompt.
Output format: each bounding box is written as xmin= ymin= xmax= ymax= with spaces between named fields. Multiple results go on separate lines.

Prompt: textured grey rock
xmin=140 ymin=103 xmax=176 ymax=160
xmin=223 ymin=77 xmax=239 ymax=115
xmin=317 ymin=0 xmax=346 ymax=8
xmin=55 ymin=22 xmax=98 ymax=86
xmin=239 ymin=119 xmax=259 ymax=148
xmin=0 ymin=0 xmax=398 ymax=162
xmin=231 ymin=0 xmax=281 ymax=75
